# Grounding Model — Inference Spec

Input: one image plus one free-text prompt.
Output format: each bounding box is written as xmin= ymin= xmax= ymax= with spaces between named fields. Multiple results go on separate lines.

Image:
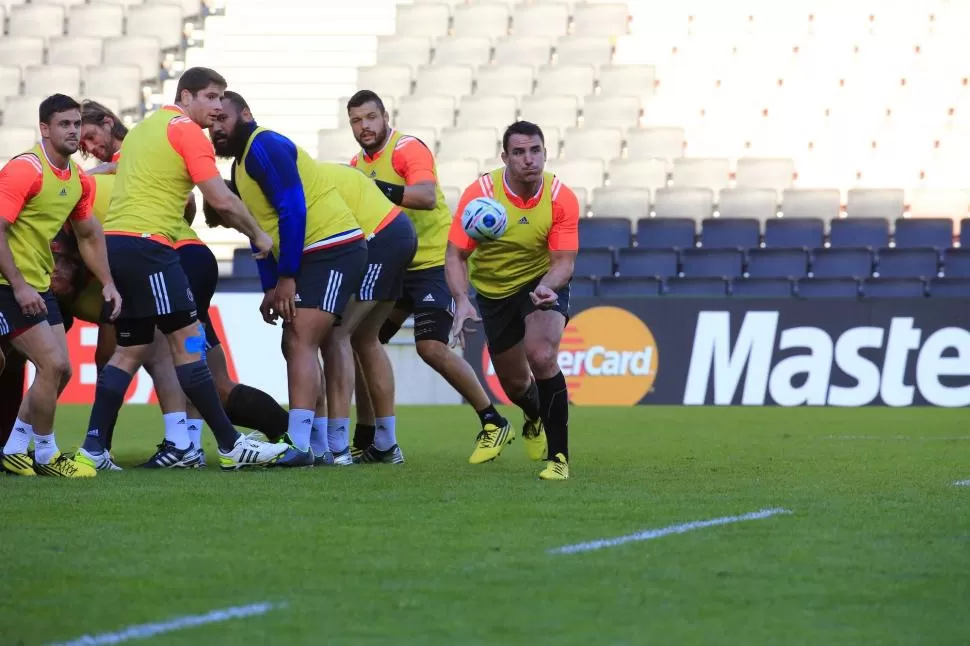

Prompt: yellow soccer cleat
xmin=538 ymin=453 xmax=569 ymax=481
xmin=521 ymin=417 xmax=547 ymax=462
xmin=468 ymin=422 xmax=515 ymax=464
xmin=2 ymin=452 xmax=36 ymax=476
xmin=34 ymin=452 xmax=96 ymax=478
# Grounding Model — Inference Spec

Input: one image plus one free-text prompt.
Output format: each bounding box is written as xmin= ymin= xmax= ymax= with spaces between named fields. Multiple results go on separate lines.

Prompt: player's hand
xmin=260 ymin=288 xmax=280 ymax=325
xmin=274 ymin=278 xmax=297 ymax=323
xmin=449 ymin=298 xmax=481 ymax=349
xmin=529 ymin=284 xmax=559 ymax=310
xmin=13 ymin=283 xmax=46 ymax=318
xmin=102 ymin=282 xmax=122 ymax=321
xmin=251 ymin=231 xmax=274 ymax=260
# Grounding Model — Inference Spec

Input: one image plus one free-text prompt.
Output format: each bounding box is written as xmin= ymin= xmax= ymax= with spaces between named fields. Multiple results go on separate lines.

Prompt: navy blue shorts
xmin=296 ymin=240 xmax=367 ymax=317
xmin=359 ymin=212 xmax=418 ymax=302
xmin=106 ymin=235 xmax=197 ymax=321
xmin=0 ymin=286 xmax=63 ymax=338
xmin=475 ymin=276 xmax=571 ymax=355
xmin=178 ymin=243 xmax=220 ymax=348
xmin=396 ymin=265 xmax=454 ymax=314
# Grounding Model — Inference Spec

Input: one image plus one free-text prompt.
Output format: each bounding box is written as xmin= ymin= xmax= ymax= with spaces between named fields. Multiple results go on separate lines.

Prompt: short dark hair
xmin=81 ymin=100 xmax=128 ymax=140
xmin=175 ymin=67 xmax=227 ymax=102
xmin=222 ymin=90 xmax=250 ymax=114
xmin=39 ymin=94 xmax=80 ymax=124
xmin=346 ymin=90 xmax=386 ymax=115
xmin=502 ymin=121 xmax=545 ymax=153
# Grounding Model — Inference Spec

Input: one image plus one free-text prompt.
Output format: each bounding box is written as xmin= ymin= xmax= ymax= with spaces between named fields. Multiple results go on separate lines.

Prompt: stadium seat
xmin=892 ymin=217 xmax=954 ymax=250
xmin=590 ymin=187 xmax=650 ymax=220
xmin=653 ymin=187 xmax=714 ymax=221
xmin=626 ymin=127 xmax=685 ymax=162
xmin=103 ymin=37 xmax=162 ymax=82
xmin=535 ymin=64 xmax=596 ymax=100
xmin=735 ymin=158 xmax=795 ymax=193
xmin=573 ymin=3 xmax=630 ymax=37
xmin=395 ymin=94 xmax=456 ymax=132
xmin=126 ymin=3 xmax=183 ymax=50
xmin=598 ymin=276 xmax=663 ymax=297
xmin=2 ymin=95 xmax=44 ymax=129
xmin=438 ymin=127 xmax=498 ymax=163
xmin=717 ymin=188 xmax=778 ymax=222
xmin=578 ymin=217 xmax=630 ymax=249
xmin=433 ymin=37 xmax=493 ymax=67
xmin=680 ymin=248 xmax=743 ymax=278
xmin=546 ymin=157 xmax=604 ymax=193
xmin=511 ymin=3 xmax=570 ymax=39
xmin=671 ymin=158 xmax=731 ymax=192
xmin=781 ymin=188 xmax=841 ymax=220
xmin=0 ymin=37 xmax=44 ymax=71
xmin=555 ymin=36 xmax=614 ymax=67
xmin=48 ymin=37 xmax=103 ymax=70
xmin=442 ymin=185 xmax=460 ymax=215
xmin=731 ymin=277 xmax=794 ymax=298
xmin=862 ymin=277 xmax=927 ymax=298
xmin=316 ymin=129 xmax=359 ymax=163
xmin=376 ymin=36 xmax=431 ymax=71
xmin=84 ymin=64 xmax=142 ymax=112
xmin=562 ymin=127 xmax=623 ymax=162
xmin=149 ymin=0 xmax=202 ymax=19
xmin=574 ymin=248 xmax=615 ymax=277
xmin=763 ymin=218 xmax=825 ymax=249
xmin=875 ymin=248 xmax=939 ymax=279
xmin=829 ymin=218 xmax=890 ymax=249
xmin=597 ymin=64 xmax=656 ymax=102
xmin=453 ymin=4 xmax=510 ymax=39
xmin=0 ymin=67 xmax=21 ymax=103
xmin=67 ymin=4 xmax=123 ymax=39
xmin=570 ymin=276 xmax=599 ymax=298
xmin=796 ymin=278 xmax=861 ymax=299
xmin=492 ymin=37 xmax=553 ymax=68
xmin=943 ymin=249 xmax=970 ymax=278
xmin=356 ymin=65 xmax=412 ymax=102
xmin=909 ymin=189 xmax=969 ymax=221
xmin=457 ymin=95 xmax=517 ymax=130
xmin=928 ymin=277 xmax=970 ymax=298
xmin=0 ymin=126 xmax=36 ymax=159
xmin=414 ymin=65 xmax=475 ymax=99
xmin=665 ymin=276 xmax=729 ymax=297
xmin=474 ymin=64 xmax=536 ymax=101
xmin=395 ymin=4 xmax=450 ymax=39
xmin=699 ymin=217 xmax=760 ymax=249
xmin=810 ymin=248 xmax=874 ymax=278
xmin=581 ymin=95 xmax=641 ymax=130
xmin=635 ymin=217 xmax=695 ymax=250
xmin=519 ymin=94 xmax=578 ymax=130
xmin=746 ymin=248 xmax=809 ymax=279
xmin=8 ymin=4 xmax=65 ymax=40
xmin=616 ymin=248 xmax=677 ymax=278
xmin=24 ymin=65 xmax=81 ymax=99
xmin=846 ymin=188 xmax=905 ymax=220
xmin=435 ymin=158 xmax=479 ymax=189
xmin=607 ymin=158 xmax=668 ymax=192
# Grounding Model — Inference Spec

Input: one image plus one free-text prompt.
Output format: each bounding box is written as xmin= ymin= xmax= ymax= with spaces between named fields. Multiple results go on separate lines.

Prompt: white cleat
xmin=218 ymin=434 xmax=288 ymax=471
xmin=331 ymin=447 xmax=354 ymax=466
xmin=75 ymin=447 xmax=123 ymax=471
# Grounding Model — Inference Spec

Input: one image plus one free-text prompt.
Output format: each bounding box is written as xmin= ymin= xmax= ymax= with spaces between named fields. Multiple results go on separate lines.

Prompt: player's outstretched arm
xmin=85 ymin=161 xmax=117 ymax=176
xmin=445 ymin=242 xmax=480 ymax=349
xmin=197 ymin=176 xmax=272 ymax=257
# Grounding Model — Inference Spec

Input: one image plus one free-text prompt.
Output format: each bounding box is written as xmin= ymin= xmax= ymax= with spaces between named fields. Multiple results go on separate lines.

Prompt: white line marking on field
xmin=954 ymin=480 xmax=970 ymax=487
xmin=826 ymin=435 xmax=970 ymax=441
xmin=548 ymin=508 xmax=792 ymax=556
xmin=48 ymin=601 xmax=286 ymax=646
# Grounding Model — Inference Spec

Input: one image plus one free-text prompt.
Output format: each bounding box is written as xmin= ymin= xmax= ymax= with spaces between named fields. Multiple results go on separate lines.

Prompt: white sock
xmin=327 ymin=417 xmax=350 ymax=453
xmin=33 ymin=432 xmax=59 ymax=465
xmin=310 ymin=417 xmax=329 ymax=455
xmin=186 ymin=419 xmax=203 ymax=451
xmin=287 ymin=409 xmax=314 ymax=451
xmin=163 ymin=412 xmax=190 ymax=450
xmin=374 ymin=416 xmax=397 ymax=451
xmin=2 ymin=418 xmax=33 ymax=455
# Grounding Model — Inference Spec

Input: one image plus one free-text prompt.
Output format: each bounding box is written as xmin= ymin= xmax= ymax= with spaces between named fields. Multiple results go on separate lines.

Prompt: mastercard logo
xmin=481 ymin=306 xmax=659 ymax=406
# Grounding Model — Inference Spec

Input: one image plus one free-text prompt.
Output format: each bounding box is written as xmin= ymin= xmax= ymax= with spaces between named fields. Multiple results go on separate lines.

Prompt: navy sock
xmin=175 ymin=360 xmax=239 ymax=452
xmin=476 ymin=404 xmax=507 ymax=428
xmin=511 ymin=379 xmax=541 ymax=422
xmin=536 ymin=372 xmax=569 ymax=461
xmin=225 ymin=384 xmax=288 ymax=442
xmin=83 ymin=365 xmax=132 ymax=453
xmin=352 ymin=423 xmax=375 ymax=450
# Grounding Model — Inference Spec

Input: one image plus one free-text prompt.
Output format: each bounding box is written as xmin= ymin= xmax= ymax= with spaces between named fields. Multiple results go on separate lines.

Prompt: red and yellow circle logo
xmin=480 ymin=306 xmax=659 ymax=406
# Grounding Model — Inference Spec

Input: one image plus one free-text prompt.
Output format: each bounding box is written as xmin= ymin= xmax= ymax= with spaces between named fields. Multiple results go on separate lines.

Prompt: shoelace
xmin=475 ymin=429 xmax=497 ymax=446
xmin=52 ymin=455 xmax=79 ymax=476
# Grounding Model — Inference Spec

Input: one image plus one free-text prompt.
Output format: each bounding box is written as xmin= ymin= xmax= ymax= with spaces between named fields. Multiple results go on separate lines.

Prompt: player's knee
xmin=525 ymin=342 xmax=559 ymax=379
xmin=415 ymin=337 xmax=449 ymax=367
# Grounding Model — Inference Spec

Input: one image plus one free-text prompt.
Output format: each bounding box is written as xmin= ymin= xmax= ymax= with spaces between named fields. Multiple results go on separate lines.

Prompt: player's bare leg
xmin=522 ymin=309 xmax=569 ymax=480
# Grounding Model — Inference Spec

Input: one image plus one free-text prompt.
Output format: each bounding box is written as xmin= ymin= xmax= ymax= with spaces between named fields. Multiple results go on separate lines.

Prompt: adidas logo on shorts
xmin=422 ymin=293 xmax=435 ymax=303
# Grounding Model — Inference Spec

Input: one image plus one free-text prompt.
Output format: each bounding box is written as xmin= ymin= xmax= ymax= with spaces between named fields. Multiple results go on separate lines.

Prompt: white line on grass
xmin=548 ymin=508 xmax=793 ymax=555
xmin=954 ymin=480 xmax=970 ymax=487
xmin=48 ymin=601 xmax=286 ymax=646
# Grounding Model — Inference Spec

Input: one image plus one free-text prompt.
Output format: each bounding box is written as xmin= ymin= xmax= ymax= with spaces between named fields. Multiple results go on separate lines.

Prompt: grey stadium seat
xmin=356 ymin=65 xmax=413 ymax=102
xmin=457 ymin=95 xmax=517 ymax=129
xmin=376 ymin=36 xmax=431 ymax=72
xmin=846 ymin=188 xmax=905 ymax=220
xmin=474 ymin=65 xmax=535 ymax=100
xmin=598 ymin=64 xmax=656 ymax=102
xmin=654 ymin=187 xmax=715 ymax=222
xmin=316 ymin=128 xmax=359 ymax=163
xmin=67 ymin=4 xmax=123 ymax=39
xmin=8 ymin=4 xmax=65 ymax=40
xmin=48 ymin=37 xmax=104 ymax=69
xmin=735 ymin=157 xmax=795 ymax=193
xmin=395 ymin=94 xmax=456 ymax=132
xmin=627 ymin=127 xmax=685 ymax=162
xmin=562 ymin=126 xmax=622 ymax=162
xmin=0 ymin=126 xmax=37 ymax=158
xmin=535 ymin=64 xmax=596 ymax=100
xmin=3 ymin=95 xmax=46 ymax=128
xmin=438 ymin=127 xmax=499 ymax=163
xmin=145 ymin=0 xmax=202 ymax=19
xmin=591 ymin=187 xmax=651 ymax=221
xmin=0 ymin=37 xmax=44 ymax=70
xmin=83 ymin=64 xmax=142 ymax=111
xmin=671 ymin=158 xmax=731 ymax=193
xmin=582 ymin=95 xmax=640 ymax=130
xmin=0 ymin=67 xmax=22 ymax=103
xmin=781 ymin=188 xmax=841 ymax=220
xmin=442 ymin=185 xmax=461 ymax=216
xmin=492 ymin=36 xmax=553 ymax=68
xmin=545 ymin=157 xmax=605 ymax=193
xmin=24 ymin=65 xmax=81 ymax=98
xmin=520 ymin=94 xmax=578 ymax=130
xmin=511 ymin=3 xmax=570 ymax=38
xmin=717 ymin=188 xmax=779 ymax=222
xmin=125 ymin=4 xmax=184 ymax=50
xmin=414 ymin=64 xmax=475 ymax=98
xmin=395 ymin=3 xmax=450 ymax=39
xmin=452 ymin=3 xmax=510 ymax=39
xmin=909 ymin=189 xmax=969 ymax=221
xmin=435 ymin=158 xmax=480 ymax=188
xmin=608 ymin=158 xmax=668 ymax=193
xmin=103 ymin=37 xmax=163 ymax=82
xmin=433 ymin=37 xmax=492 ymax=68
xmin=555 ymin=36 xmax=613 ymax=66
xmin=572 ymin=2 xmax=630 ymax=37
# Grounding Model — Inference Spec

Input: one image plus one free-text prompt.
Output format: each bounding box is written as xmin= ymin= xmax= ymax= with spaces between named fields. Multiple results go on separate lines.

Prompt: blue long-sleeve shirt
xmin=235 ymin=121 xmax=306 ymax=290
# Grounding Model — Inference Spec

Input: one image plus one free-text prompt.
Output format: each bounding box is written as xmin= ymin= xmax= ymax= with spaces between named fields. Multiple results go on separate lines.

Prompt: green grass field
xmin=2 ymin=405 xmax=969 ymax=645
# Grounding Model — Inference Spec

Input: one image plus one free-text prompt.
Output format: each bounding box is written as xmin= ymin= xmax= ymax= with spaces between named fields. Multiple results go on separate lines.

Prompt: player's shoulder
xmin=548 ymin=173 xmax=577 ymax=202
xmin=1 ymin=153 xmax=43 ymax=180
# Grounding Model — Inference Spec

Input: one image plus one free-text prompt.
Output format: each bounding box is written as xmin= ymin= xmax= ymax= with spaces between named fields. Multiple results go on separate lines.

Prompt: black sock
xmin=225 ymin=383 xmax=288 ymax=442
xmin=353 ymin=423 xmax=375 ymax=450
xmin=536 ymin=372 xmax=569 ymax=461
xmin=176 ymin=360 xmax=239 ymax=451
xmin=476 ymin=404 xmax=507 ymax=428
xmin=511 ymin=379 xmax=541 ymax=421
xmin=82 ymin=365 xmax=132 ymax=453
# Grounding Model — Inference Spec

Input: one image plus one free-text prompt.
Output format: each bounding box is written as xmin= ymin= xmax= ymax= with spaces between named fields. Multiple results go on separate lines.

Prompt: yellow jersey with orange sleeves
xmin=104 ymin=105 xmax=221 ymax=245
xmin=91 ymin=174 xmax=113 ymax=222
xmin=234 ymin=126 xmax=362 ymax=261
xmin=350 ymin=129 xmax=450 ymax=270
xmin=0 ymin=144 xmax=91 ymax=291
xmin=449 ymin=168 xmax=581 ymax=299
xmin=316 ymin=162 xmax=402 ymax=238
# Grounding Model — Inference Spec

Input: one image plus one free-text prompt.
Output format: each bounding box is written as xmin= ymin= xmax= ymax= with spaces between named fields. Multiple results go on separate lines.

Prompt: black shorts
xmin=475 ymin=276 xmax=571 ymax=355
xmin=296 ymin=240 xmax=367 ymax=317
xmin=395 ymin=265 xmax=454 ymax=314
xmin=107 ymin=235 xmax=198 ymax=320
xmin=0 ymin=286 xmax=63 ymax=337
xmin=359 ymin=212 xmax=418 ymax=302
xmin=178 ymin=242 xmax=221 ymax=348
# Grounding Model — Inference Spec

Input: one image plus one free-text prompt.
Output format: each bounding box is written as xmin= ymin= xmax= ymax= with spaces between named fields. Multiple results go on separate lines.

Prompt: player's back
xmin=91 ymin=174 xmax=114 ymax=223
xmin=105 ymin=107 xmax=197 ymax=244
xmin=317 ymin=162 xmax=399 ymax=237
